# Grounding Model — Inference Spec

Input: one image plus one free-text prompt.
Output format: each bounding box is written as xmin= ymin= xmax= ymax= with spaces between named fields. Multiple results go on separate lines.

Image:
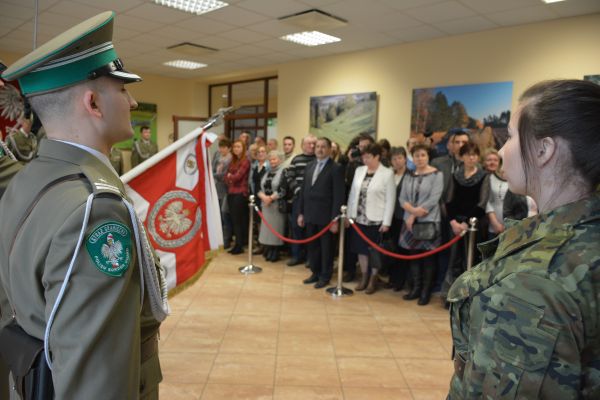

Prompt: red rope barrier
xmin=350 ymin=221 xmax=464 ymax=260
xmin=255 ymin=207 xmax=339 ymax=244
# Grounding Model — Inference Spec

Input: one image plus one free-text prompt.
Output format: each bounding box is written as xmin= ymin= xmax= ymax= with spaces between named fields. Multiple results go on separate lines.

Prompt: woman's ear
xmin=535 ymin=136 xmax=556 ymax=167
xmin=82 ymin=89 xmax=102 ymax=118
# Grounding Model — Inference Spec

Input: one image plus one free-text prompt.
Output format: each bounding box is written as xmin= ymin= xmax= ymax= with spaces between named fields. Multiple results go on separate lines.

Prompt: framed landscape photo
xmin=411 ymin=81 xmax=513 ymax=151
xmin=309 ymin=91 xmax=377 ymax=150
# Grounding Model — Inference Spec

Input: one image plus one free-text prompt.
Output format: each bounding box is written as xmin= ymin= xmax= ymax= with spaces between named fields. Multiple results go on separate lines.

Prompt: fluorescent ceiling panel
xmin=280 ymin=31 xmax=341 ymax=46
xmin=163 ymin=60 xmax=208 ymax=69
xmin=153 ymin=0 xmax=228 ymax=15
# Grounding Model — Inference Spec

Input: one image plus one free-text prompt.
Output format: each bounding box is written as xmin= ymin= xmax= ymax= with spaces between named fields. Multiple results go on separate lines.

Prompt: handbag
xmin=0 ymin=319 xmax=54 ymax=399
xmin=412 ymin=221 xmax=438 ymax=241
xmin=277 ymin=199 xmax=291 ymax=214
xmin=410 ymin=175 xmax=438 ymax=241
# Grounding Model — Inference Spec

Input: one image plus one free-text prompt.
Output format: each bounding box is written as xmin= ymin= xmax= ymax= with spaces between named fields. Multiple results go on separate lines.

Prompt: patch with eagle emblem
xmin=85 ymin=221 xmax=132 ymax=277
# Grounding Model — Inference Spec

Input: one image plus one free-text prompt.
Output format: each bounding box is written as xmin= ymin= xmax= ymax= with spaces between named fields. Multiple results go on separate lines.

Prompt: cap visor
xmin=108 ymin=69 xmax=141 ymax=83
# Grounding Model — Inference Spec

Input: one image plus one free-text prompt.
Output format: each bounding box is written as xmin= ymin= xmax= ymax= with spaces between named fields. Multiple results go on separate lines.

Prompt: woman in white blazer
xmin=347 ymin=143 xmax=396 ymax=294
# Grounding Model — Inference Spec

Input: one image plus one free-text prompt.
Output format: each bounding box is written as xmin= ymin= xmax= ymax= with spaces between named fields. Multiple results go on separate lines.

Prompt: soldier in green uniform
xmin=110 ymin=146 xmax=124 ymax=175
xmin=447 ymin=80 xmax=600 ymax=399
xmin=0 ymin=58 xmax=22 ymax=400
xmin=131 ymin=125 xmax=158 ymax=168
xmin=6 ymin=116 xmax=37 ymax=163
xmin=0 ymin=12 xmax=168 ymax=400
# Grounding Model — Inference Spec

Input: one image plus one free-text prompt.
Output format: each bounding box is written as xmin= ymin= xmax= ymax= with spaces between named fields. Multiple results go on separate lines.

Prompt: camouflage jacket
xmin=447 ymin=190 xmax=600 ymax=399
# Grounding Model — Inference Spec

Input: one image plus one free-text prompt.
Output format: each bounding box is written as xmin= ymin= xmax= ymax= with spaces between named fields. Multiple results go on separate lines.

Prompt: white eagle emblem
xmin=101 ymin=233 xmax=123 ymax=268
xmin=158 ymin=201 xmax=192 ymax=238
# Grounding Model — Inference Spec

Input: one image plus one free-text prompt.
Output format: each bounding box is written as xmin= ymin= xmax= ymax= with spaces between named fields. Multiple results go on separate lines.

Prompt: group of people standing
xmin=211 ymin=124 xmax=542 ymax=307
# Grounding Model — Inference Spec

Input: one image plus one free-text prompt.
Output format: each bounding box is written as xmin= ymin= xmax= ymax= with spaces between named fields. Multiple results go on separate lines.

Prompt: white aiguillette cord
xmin=123 ymin=199 xmax=170 ymax=322
xmin=44 ymin=194 xmax=169 ymax=370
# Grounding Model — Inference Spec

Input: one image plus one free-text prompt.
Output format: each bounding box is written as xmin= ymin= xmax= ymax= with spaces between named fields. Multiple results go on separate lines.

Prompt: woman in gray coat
xmin=399 ymin=144 xmax=443 ymax=305
xmin=257 ymin=151 xmax=287 ymax=261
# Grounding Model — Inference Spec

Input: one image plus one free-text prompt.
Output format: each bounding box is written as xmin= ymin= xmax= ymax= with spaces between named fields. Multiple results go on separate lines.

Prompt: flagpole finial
xmin=203 ymin=106 xmax=236 ymax=131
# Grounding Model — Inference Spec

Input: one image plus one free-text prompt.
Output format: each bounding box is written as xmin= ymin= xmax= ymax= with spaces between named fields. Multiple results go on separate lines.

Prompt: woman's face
xmin=218 ymin=145 xmax=230 ymax=157
xmin=499 ymin=105 xmax=526 ymax=195
xmin=484 ymin=153 xmax=500 ymax=173
xmin=269 ymin=155 xmax=281 ymax=168
xmin=257 ymin=146 xmax=267 ymax=162
xmin=413 ymin=149 xmax=429 ymax=169
xmin=461 ymin=151 xmax=479 ymax=169
xmin=391 ymin=154 xmax=406 ymax=172
xmin=331 ymin=142 xmax=339 ymax=157
xmin=361 ymin=152 xmax=380 ymax=169
xmin=232 ymin=142 xmax=243 ymax=157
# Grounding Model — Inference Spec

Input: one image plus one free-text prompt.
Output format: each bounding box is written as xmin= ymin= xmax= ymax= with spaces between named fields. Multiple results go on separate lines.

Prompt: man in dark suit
xmin=297 ymin=137 xmax=344 ymax=288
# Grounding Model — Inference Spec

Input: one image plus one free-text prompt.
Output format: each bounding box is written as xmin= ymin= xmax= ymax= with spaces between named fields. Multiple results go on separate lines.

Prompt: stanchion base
xmin=239 ymin=264 xmax=262 ymax=274
xmin=326 ymin=286 xmax=353 ymax=297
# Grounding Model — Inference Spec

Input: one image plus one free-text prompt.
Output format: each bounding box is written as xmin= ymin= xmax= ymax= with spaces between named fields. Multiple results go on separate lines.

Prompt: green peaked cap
xmin=1 ymin=11 xmax=141 ymax=96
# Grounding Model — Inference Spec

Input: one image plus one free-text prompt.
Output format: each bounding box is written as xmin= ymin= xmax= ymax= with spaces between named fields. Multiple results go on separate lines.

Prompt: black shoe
xmin=270 ymin=250 xmax=280 ymax=262
xmin=230 ymin=246 xmax=243 ymax=255
xmin=303 ymin=274 xmax=318 ymax=284
xmin=287 ymin=258 xmax=303 ymax=267
xmin=314 ymin=280 xmax=329 ymax=289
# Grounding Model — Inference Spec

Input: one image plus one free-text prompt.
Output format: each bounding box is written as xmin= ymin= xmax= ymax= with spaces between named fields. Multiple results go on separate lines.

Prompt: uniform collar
xmin=494 ymin=190 xmax=600 ymax=262
xmin=38 ymin=139 xmax=126 ymax=196
xmin=55 ymin=139 xmax=118 ymax=177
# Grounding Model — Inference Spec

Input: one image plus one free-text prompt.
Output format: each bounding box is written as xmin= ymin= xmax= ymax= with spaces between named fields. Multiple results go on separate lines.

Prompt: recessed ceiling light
xmin=153 ymin=0 xmax=228 ymax=15
xmin=280 ymin=31 xmax=341 ymax=47
xmin=541 ymin=0 xmax=565 ymax=3
xmin=163 ymin=60 xmax=207 ymax=70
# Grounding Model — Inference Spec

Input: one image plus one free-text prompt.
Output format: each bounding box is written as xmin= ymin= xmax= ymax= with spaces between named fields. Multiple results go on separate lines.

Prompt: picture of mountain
xmin=309 ymin=92 xmax=377 ymax=149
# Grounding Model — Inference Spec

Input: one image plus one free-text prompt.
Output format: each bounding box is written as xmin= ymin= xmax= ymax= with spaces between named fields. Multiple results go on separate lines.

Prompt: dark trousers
xmin=434 ymin=214 xmax=451 ymax=291
xmin=289 ymin=197 xmax=306 ymax=261
xmin=228 ymin=193 xmax=248 ymax=248
xmin=387 ymin=217 xmax=408 ymax=286
xmin=343 ymin=227 xmax=358 ymax=279
xmin=219 ymin=196 xmax=233 ymax=246
xmin=306 ymin=222 xmax=334 ymax=282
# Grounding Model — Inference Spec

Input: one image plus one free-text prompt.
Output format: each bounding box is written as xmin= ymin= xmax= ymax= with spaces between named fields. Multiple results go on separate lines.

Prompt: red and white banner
xmin=122 ymin=129 xmax=222 ymax=292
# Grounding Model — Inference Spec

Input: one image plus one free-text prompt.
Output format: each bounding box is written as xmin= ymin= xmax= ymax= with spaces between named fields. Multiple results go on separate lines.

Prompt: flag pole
xmin=121 ymin=107 xmax=234 ymax=184
xmin=239 ymin=195 xmax=262 ymax=274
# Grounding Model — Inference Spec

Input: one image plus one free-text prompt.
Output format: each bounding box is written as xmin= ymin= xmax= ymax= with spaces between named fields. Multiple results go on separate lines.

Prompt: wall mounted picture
xmin=584 ymin=75 xmax=600 ymax=85
xmin=309 ymin=91 xmax=377 ymax=150
xmin=411 ymin=81 xmax=513 ymax=152
xmin=115 ymin=102 xmax=158 ymax=149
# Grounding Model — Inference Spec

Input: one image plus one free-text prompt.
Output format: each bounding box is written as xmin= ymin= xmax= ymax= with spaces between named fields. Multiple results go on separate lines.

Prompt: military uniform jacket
xmin=131 ymin=139 xmax=158 ymax=168
xmin=0 ymin=155 xmax=22 ymax=199
xmin=0 ymin=139 xmax=164 ymax=399
xmin=6 ymin=129 xmax=37 ymax=162
xmin=110 ymin=147 xmax=123 ymax=175
xmin=447 ymin=191 xmax=600 ymax=399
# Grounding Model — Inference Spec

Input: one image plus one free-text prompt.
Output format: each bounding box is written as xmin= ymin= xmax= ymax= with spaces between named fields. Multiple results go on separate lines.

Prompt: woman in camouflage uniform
xmin=447 ymin=80 xmax=600 ymax=399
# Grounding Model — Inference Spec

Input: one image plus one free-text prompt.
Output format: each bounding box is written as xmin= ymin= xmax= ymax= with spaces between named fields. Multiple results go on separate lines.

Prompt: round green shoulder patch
xmin=85 ymin=221 xmax=132 ymax=277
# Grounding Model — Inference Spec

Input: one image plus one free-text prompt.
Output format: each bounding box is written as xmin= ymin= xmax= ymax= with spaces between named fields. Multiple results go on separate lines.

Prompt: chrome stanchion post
xmin=466 ymin=217 xmax=478 ymax=271
xmin=239 ymin=195 xmax=262 ymax=274
xmin=327 ymin=205 xmax=353 ymax=297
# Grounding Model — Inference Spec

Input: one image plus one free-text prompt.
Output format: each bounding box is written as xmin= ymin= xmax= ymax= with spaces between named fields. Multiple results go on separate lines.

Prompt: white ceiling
xmin=1 ymin=0 xmax=600 ymax=80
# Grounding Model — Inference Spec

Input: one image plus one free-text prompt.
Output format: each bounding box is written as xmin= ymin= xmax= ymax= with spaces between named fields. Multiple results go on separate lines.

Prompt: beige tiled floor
xmin=159 ymin=251 xmax=454 ymax=399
